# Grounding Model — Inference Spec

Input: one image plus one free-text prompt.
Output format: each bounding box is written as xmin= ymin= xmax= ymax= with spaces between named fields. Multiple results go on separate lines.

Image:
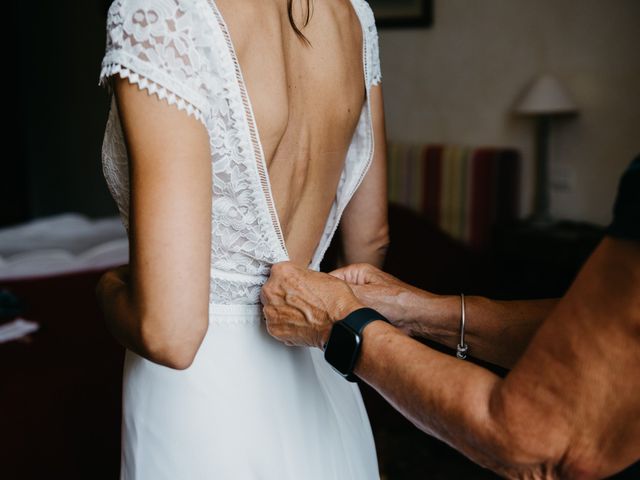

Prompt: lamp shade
xmin=515 ymin=74 xmax=578 ymax=115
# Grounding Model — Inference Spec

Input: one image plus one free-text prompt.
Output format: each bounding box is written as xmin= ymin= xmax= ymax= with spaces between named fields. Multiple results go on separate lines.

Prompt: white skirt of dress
xmin=120 ymin=304 xmax=380 ymax=479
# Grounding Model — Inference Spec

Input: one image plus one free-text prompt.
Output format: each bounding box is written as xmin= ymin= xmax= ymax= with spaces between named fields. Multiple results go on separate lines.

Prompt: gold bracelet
xmin=456 ymin=293 xmax=468 ymax=360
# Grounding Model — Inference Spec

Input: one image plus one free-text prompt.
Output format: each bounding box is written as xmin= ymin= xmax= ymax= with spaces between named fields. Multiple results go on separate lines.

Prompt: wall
xmin=378 ymin=0 xmax=640 ymax=225
xmin=16 ymin=0 xmax=115 ymax=223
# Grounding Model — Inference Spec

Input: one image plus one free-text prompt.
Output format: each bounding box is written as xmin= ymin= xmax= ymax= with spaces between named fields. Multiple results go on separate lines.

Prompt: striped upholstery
xmin=387 ymin=143 xmax=521 ymax=250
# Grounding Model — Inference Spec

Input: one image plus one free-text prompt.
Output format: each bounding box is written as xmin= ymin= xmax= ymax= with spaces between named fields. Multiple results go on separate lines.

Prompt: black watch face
xmin=324 ymin=322 xmax=360 ymax=376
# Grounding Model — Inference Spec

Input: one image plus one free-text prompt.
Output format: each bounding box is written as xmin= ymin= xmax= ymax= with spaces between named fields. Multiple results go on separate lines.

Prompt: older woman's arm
xmin=331 ymin=263 xmax=557 ymax=369
xmin=353 ymin=237 xmax=640 ymax=478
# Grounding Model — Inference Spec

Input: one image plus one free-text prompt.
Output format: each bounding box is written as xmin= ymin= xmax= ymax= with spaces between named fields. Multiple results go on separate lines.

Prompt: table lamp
xmin=515 ymin=74 xmax=578 ymax=226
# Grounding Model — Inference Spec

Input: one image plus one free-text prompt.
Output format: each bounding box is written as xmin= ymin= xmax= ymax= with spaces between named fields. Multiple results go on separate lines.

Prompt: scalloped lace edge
xmin=99 ymin=63 xmax=207 ymax=126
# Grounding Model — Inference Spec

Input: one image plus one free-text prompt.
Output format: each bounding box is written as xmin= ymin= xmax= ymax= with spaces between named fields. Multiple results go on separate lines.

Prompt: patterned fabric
xmin=387 ymin=142 xmax=521 ymax=250
xmin=99 ymin=0 xmax=382 ymax=305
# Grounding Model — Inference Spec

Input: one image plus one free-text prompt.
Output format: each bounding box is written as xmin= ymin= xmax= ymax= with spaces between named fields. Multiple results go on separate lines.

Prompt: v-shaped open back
xmin=207 ymin=0 xmax=371 ymax=266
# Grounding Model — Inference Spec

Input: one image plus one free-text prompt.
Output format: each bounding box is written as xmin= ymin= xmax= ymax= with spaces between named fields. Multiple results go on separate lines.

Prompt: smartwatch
xmin=323 ymin=307 xmax=389 ymax=382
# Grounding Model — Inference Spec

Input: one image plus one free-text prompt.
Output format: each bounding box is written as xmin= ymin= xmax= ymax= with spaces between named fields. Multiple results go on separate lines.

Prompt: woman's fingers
xmin=328 ymin=266 xmax=353 ymax=281
xmin=329 ymin=263 xmax=379 ymax=284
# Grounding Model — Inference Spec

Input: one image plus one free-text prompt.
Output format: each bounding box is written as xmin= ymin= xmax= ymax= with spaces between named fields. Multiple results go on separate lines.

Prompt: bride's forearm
xmin=341 ymin=238 xmax=389 ymax=269
xmin=96 ymin=269 xmax=208 ymax=369
xmin=407 ymin=293 xmax=558 ymax=369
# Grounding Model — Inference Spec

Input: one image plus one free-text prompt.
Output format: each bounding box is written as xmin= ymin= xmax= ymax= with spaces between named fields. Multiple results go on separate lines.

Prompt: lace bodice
xmin=99 ymin=0 xmax=382 ymax=305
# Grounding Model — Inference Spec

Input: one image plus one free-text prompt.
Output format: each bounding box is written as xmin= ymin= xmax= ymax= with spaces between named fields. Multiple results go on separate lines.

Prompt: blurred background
xmin=2 ymin=0 xmax=639 ymax=479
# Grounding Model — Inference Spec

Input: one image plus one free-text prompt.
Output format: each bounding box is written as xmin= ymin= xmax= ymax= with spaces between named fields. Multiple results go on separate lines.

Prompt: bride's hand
xmin=96 ymin=264 xmax=131 ymax=304
xmin=261 ymin=262 xmax=364 ymax=349
xmin=330 ymin=263 xmax=433 ymax=336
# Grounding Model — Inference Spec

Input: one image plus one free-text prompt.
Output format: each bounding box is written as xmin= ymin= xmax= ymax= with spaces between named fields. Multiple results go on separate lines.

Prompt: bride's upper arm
xmin=113 ymin=76 xmax=212 ymax=349
xmin=339 ymin=84 xmax=390 ymax=265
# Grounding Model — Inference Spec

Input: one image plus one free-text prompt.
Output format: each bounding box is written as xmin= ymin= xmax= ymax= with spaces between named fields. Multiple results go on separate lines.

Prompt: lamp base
xmin=529 ymin=116 xmax=553 ymax=230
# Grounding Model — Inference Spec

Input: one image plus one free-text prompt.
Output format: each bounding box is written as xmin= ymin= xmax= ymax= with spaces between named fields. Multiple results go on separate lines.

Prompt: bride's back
xmin=216 ymin=0 xmax=366 ymax=266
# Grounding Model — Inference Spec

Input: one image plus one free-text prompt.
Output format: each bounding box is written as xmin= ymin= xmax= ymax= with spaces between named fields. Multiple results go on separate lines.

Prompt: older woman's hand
xmin=330 ymin=263 xmax=437 ymax=336
xmin=260 ymin=262 xmax=364 ymax=349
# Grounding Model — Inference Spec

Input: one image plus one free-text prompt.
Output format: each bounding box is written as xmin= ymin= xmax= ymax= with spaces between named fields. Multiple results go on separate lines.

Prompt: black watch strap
xmin=341 ymin=307 xmax=389 ymax=334
xmin=340 ymin=307 xmax=389 ymax=382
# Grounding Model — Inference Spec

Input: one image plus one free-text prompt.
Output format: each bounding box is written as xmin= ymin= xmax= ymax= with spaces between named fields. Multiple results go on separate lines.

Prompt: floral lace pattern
xmin=99 ymin=0 xmax=382 ymax=305
xmin=101 ymin=96 xmax=131 ymax=229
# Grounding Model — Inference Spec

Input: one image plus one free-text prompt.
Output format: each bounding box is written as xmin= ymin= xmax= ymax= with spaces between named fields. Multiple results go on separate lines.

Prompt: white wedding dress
xmin=98 ymin=0 xmax=383 ymax=478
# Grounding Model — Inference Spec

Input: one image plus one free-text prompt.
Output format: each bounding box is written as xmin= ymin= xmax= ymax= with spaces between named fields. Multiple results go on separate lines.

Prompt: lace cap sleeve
xmin=98 ymin=0 xmax=210 ymax=124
